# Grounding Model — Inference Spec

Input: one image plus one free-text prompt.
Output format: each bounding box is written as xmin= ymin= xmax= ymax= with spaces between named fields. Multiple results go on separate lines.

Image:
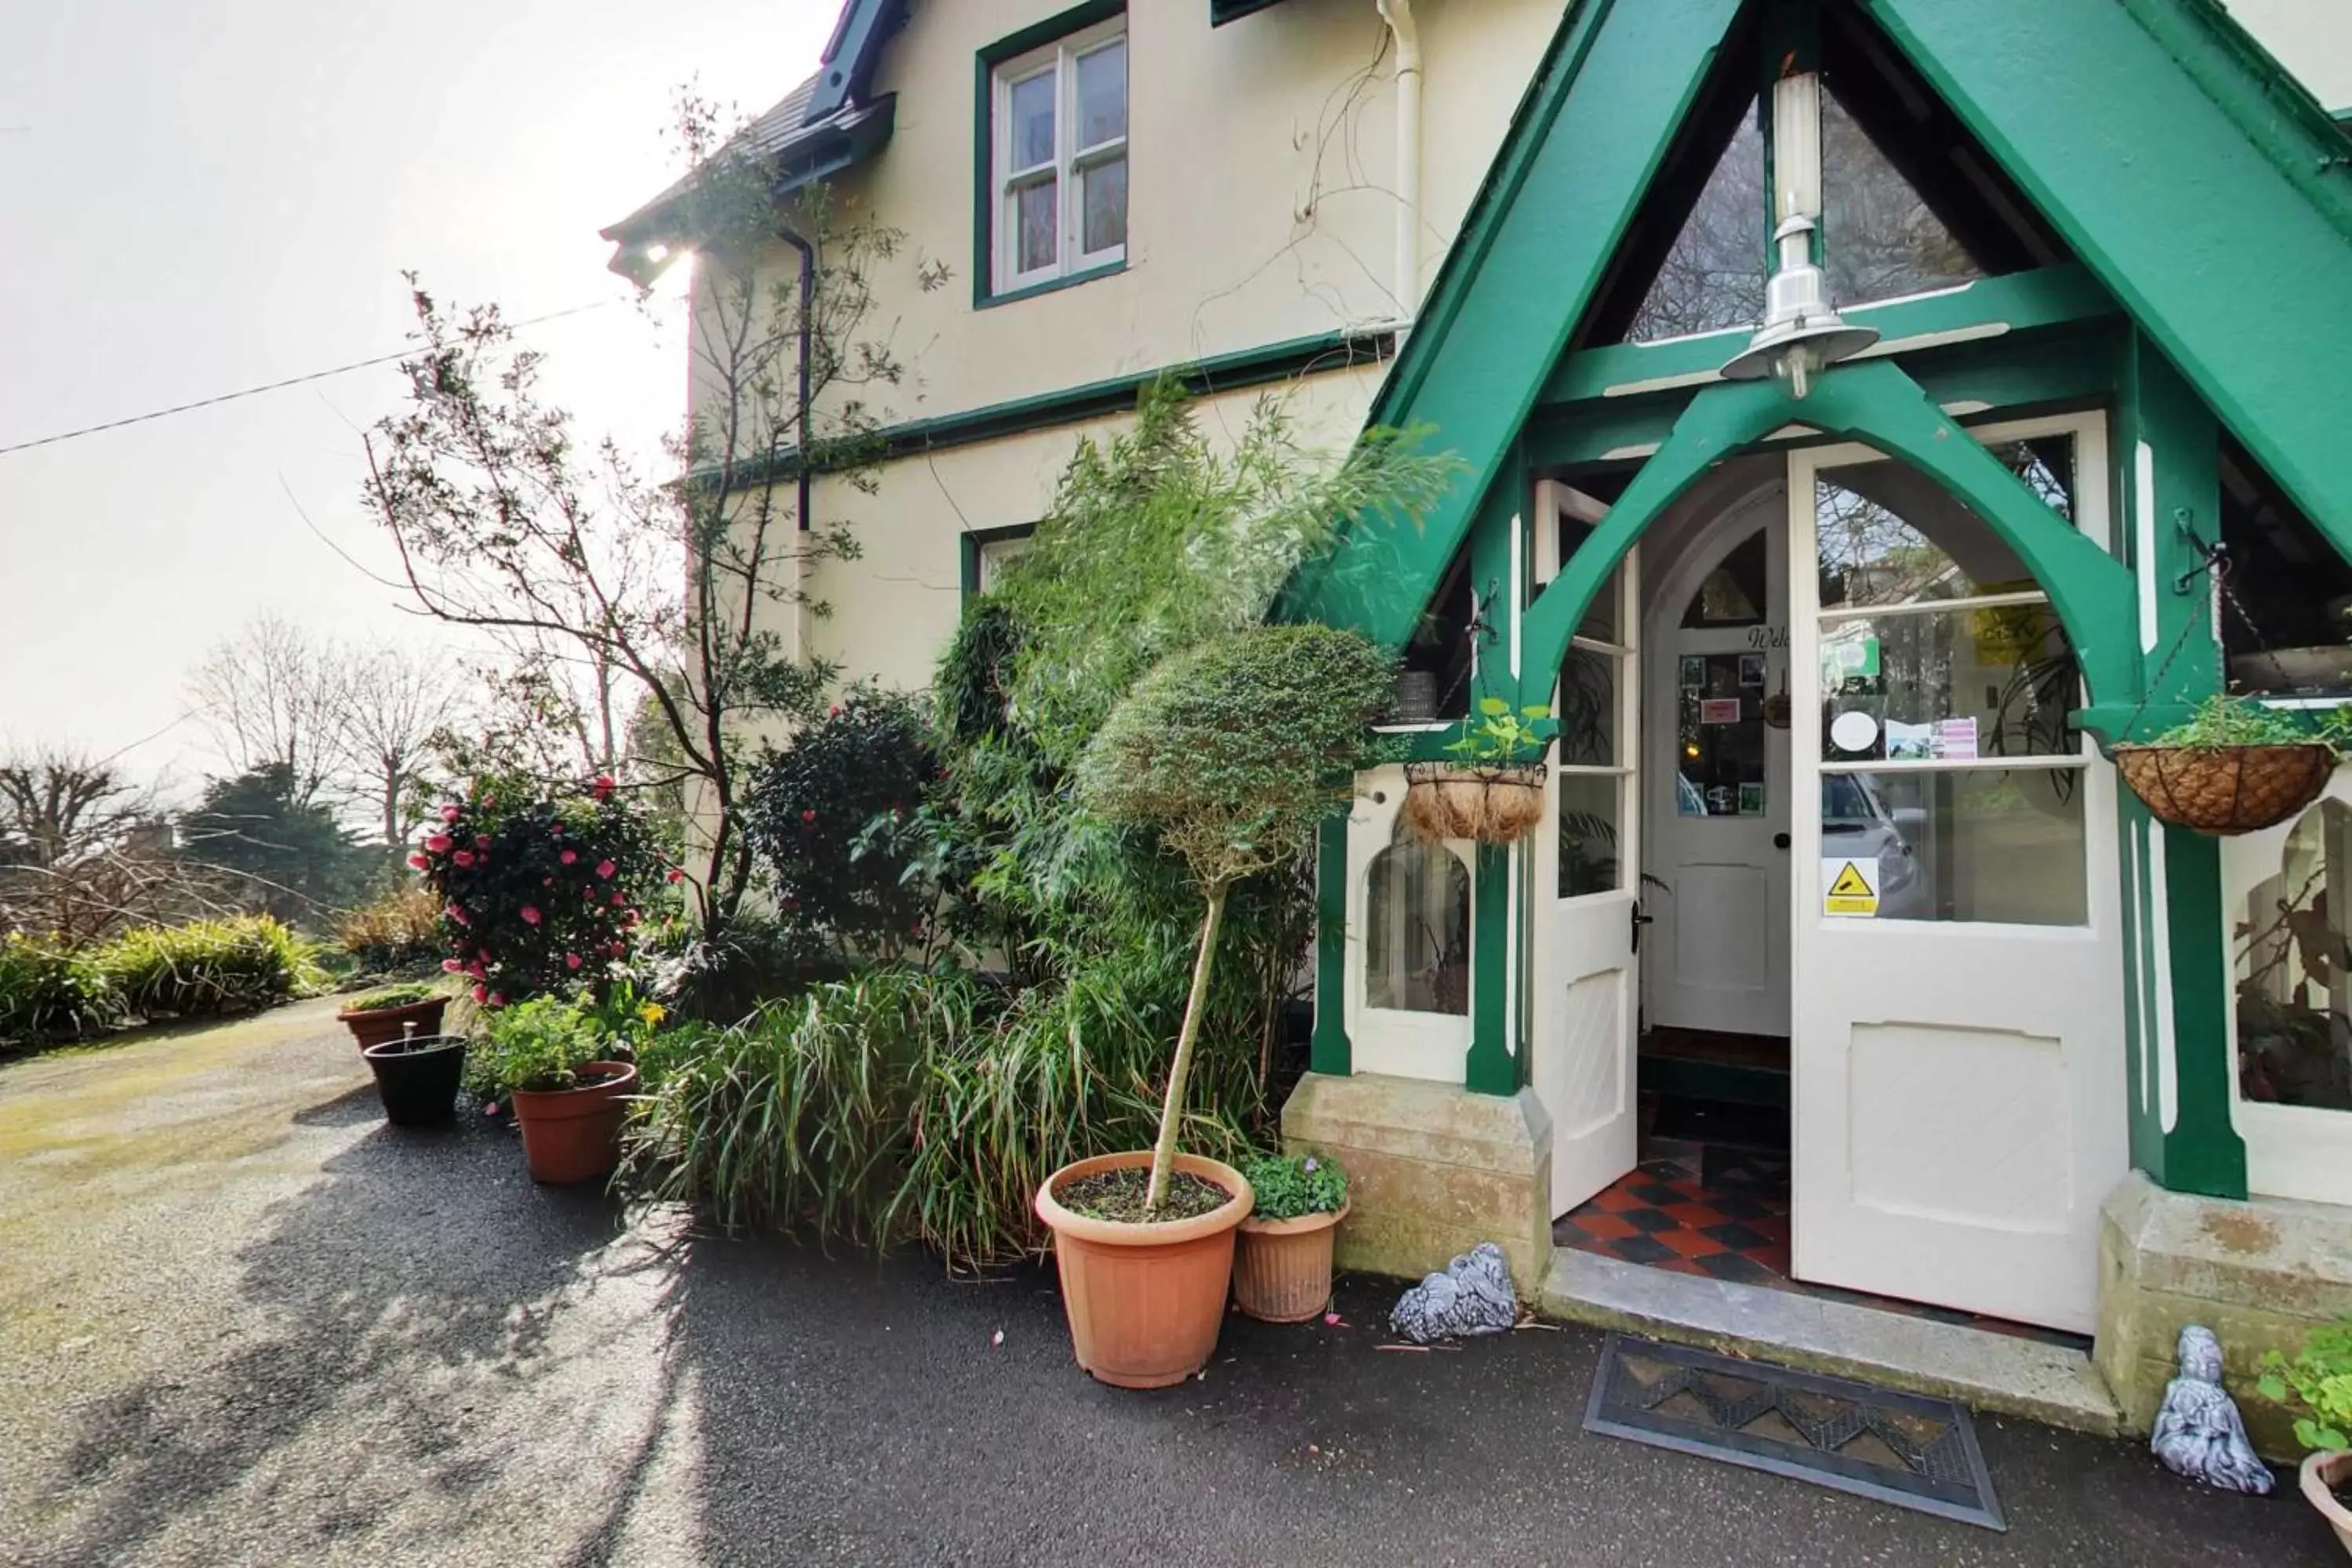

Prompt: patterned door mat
xmin=1582 ymin=1334 xmax=2005 ymax=1530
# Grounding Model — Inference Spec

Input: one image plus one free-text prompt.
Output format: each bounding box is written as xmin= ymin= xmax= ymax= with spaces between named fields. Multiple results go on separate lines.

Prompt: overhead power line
xmin=0 ymin=298 xmax=622 ymax=459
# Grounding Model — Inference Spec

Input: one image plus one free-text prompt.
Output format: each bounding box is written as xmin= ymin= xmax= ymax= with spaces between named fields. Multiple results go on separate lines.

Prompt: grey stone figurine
xmin=1390 ymin=1242 xmax=1517 ymax=1344
xmin=2151 ymin=1324 xmax=2275 ymax=1496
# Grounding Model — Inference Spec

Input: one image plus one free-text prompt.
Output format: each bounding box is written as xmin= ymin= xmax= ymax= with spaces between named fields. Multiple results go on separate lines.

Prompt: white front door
xmin=1533 ymin=486 xmax=1642 ymax=1218
xmin=1646 ymin=488 xmax=1791 ymax=1037
xmin=1786 ymin=416 xmax=2127 ymax=1333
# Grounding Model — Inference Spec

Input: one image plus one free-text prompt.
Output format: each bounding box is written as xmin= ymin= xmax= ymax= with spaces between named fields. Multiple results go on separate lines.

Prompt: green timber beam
xmin=1523 ymin=359 xmax=2140 ymax=702
xmin=1861 ymin=0 xmax=2352 ymax=565
xmin=1290 ymin=0 xmax=1744 ymax=647
xmin=2111 ymin=332 xmax=2247 ymax=1197
xmin=1309 ymin=815 xmax=1351 ymax=1076
xmin=1537 ymin=262 xmax=2119 ymax=408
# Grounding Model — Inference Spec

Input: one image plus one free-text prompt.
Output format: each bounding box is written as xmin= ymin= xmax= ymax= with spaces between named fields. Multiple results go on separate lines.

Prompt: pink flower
xmin=474 ymin=834 xmax=490 ymax=850
xmin=425 ymin=833 xmax=452 ymax=854
xmin=487 ymin=992 xmax=504 ymax=1007
xmin=439 ymin=804 xmax=462 ymax=823
xmin=596 ymin=859 xmax=616 ymax=880
xmin=483 ymin=1102 xmax=499 ymax=1116
xmin=466 ymin=960 xmax=487 ymax=980
xmin=520 ymin=906 xmax=541 ymax=926
xmin=561 ymin=849 xmax=577 ymax=866
xmin=611 ymin=892 xmax=626 ymax=906
xmin=666 ymin=867 xmax=684 ymax=884
xmin=407 ymin=852 xmax=430 ymax=870
xmin=471 ymin=983 xmax=488 ymax=1004
xmin=801 ymin=810 xmax=816 ymax=824
xmin=590 ymin=775 xmax=615 ymax=802
xmin=829 ymin=706 xmax=842 ymax=717
xmin=452 ymin=850 xmax=475 ymax=868
xmin=565 ymin=953 xmax=583 ymax=970
xmin=441 ymin=958 xmax=463 ymax=973
xmin=543 ymin=877 xmax=555 ymax=887
xmin=608 ymin=940 xmax=627 ymax=957
xmin=445 ymin=905 xmax=469 ymax=926
xmin=481 ymin=794 xmax=495 ymax=808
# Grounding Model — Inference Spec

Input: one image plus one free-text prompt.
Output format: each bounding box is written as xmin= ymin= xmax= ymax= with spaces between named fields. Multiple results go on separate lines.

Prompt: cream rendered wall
xmin=800 ymin=363 xmax=1384 ymax=692
xmin=706 ymin=0 xmax=1555 ymax=690
xmin=2220 ymin=0 xmax=2352 ymax=112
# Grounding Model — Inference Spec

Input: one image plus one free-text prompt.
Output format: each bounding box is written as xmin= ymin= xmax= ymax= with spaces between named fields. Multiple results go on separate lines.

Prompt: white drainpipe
xmin=1377 ymin=0 xmax=1422 ymax=321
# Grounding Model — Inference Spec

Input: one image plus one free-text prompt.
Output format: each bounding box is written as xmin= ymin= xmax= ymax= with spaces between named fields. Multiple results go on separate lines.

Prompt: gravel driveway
xmin=0 ymin=1000 xmax=2332 ymax=1566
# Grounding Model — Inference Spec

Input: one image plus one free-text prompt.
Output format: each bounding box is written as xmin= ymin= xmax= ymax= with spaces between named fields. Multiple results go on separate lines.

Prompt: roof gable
xmin=1297 ymin=0 xmax=2352 ymax=645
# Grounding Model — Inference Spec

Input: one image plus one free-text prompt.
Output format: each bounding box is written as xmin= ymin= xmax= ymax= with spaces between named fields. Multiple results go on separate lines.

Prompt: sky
xmin=0 ymin=0 xmax=839 ymax=793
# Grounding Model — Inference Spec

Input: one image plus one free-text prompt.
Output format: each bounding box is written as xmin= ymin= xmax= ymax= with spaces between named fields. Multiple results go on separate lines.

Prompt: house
xmin=606 ymin=0 xmax=2352 ymax=1445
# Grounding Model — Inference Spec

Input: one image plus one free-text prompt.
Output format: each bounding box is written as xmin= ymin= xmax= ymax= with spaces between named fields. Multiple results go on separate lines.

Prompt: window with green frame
xmin=975 ymin=3 xmax=1127 ymax=305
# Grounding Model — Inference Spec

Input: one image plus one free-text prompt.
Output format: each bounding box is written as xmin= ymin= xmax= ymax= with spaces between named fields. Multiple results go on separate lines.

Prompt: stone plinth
xmin=1280 ymin=1071 xmax=1552 ymax=1298
xmin=2098 ymin=1170 xmax=2352 ymax=1458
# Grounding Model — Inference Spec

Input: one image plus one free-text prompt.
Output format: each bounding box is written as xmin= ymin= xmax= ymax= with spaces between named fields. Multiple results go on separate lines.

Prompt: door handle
xmin=1631 ymin=901 xmax=1655 ymax=953
xmin=1773 ymin=832 xmax=1791 ymax=850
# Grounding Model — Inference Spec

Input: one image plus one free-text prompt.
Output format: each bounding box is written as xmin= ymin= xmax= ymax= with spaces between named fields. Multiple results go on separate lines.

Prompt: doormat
xmin=1582 ymin=1334 xmax=2005 ymax=1530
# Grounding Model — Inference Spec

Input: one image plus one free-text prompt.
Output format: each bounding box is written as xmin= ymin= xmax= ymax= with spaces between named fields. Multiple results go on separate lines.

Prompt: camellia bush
xmin=412 ymin=775 xmax=667 ymax=1006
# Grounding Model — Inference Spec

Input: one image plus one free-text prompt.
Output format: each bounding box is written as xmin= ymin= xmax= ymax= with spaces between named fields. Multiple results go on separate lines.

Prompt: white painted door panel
xmin=1787 ymin=426 xmax=2127 ymax=1334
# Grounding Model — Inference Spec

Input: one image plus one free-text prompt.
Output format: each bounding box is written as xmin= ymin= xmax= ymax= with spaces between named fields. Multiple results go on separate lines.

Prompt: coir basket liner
xmin=2111 ymin=742 xmax=2334 ymax=836
xmin=1402 ymin=762 xmax=1545 ymax=845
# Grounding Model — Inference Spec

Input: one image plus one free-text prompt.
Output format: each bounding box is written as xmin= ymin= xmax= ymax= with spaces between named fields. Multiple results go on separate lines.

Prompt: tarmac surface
xmin=0 ymin=996 xmax=2336 ymax=1566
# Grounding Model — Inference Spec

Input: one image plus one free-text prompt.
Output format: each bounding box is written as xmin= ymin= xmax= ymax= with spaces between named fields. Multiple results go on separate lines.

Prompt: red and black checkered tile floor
xmin=1554 ymin=1149 xmax=2090 ymax=1350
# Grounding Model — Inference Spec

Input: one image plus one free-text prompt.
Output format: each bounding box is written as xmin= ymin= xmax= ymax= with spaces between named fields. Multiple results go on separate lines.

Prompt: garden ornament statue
xmin=2151 ymin=1325 xmax=2275 ymax=1496
xmin=1390 ymin=1242 xmax=1517 ymax=1344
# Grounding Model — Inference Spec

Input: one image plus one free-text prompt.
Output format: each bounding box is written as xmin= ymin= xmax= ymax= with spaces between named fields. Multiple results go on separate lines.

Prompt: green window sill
xmin=976 ymin=260 xmax=1125 ymax=311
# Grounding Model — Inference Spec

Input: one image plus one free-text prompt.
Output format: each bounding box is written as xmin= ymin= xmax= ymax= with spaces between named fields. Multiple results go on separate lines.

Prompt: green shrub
xmin=336 ymin=884 xmax=445 ymax=973
xmin=2260 ymin=1319 xmax=2352 ymax=1452
xmin=343 ymin=982 xmax=443 ymax=1011
xmin=99 ymin=916 xmax=319 ymax=1020
xmin=466 ymin=995 xmax=622 ymax=1100
xmin=1239 ymin=1152 xmax=1347 ymax=1221
xmin=0 ymin=934 xmax=125 ymax=1048
xmin=742 ymin=687 xmax=940 ymax=963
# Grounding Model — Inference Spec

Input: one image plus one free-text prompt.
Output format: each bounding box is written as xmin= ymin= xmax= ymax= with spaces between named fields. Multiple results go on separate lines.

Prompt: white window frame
xmin=991 ymin=16 xmax=1127 ymax=296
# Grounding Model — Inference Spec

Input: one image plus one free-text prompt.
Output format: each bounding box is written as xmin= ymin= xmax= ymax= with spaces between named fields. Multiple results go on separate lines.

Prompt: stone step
xmin=1536 ymin=1247 xmax=2125 ymax=1437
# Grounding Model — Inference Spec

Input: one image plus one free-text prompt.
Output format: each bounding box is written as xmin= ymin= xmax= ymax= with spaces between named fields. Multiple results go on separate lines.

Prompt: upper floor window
xmin=989 ymin=17 xmax=1127 ymax=296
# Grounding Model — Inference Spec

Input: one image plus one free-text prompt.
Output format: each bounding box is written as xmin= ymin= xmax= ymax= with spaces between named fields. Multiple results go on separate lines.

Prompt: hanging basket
xmin=2111 ymin=742 xmax=2337 ymax=836
xmin=1402 ymin=761 xmax=1547 ymax=845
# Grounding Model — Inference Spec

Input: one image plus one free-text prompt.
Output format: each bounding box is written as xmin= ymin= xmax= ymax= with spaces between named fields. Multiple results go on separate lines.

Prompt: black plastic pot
xmin=361 ymin=1033 xmax=468 ymax=1127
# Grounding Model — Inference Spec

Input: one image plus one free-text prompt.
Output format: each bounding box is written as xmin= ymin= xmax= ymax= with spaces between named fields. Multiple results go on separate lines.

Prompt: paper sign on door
xmin=1822 ymin=857 xmax=1879 ymax=917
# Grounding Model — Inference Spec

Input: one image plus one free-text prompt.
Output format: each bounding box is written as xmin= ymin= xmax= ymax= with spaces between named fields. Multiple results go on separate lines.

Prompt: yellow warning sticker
xmin=1822 ymin=857 xmax=1879 ymax=917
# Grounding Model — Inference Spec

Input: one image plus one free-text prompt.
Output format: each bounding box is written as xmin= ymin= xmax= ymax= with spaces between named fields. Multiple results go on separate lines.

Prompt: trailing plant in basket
xmin=1076 ymin=623 xmax=1395 ymax=1211
xmin=411 ymin=775 xmax=666 ymax=1007
xmin=2260 ymin=1318 xmax=2352 ymax=1453
xmin=1446 ymin=696 xmax=1553 ymax=767
xmin=1239 ymin=1152 xmax=1347 ymax=1221
xmin=2148 ymin=695 xmax=2351 ymax=751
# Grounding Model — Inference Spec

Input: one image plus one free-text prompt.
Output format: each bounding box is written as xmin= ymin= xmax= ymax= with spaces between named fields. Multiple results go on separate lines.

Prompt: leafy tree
xmin=363 ymin=95 xmax=945 ymax=951
xmin=1076 ymin=625 xmax=1396 ymax=1209
xmin=177 ymin=764 xmax=372 ymax=924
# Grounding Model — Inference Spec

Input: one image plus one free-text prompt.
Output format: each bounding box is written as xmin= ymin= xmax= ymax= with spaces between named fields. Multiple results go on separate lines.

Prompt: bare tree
xmin=0 ymin=746 xmax=198 ymax=946
xmin=186 ymin=615 xmax=347 ymax=809
xmin=362 ymin=94 xmax=945 ymax=946
xmin=335 ymin=643 xmax=463 ymax=853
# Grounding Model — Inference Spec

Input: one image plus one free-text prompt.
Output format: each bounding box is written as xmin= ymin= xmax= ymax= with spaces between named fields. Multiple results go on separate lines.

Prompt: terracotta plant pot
xmin=337 ymin=996 xmax=448 ymax=1052
xmin=509 ymin=1060 xmax=638 ymax=1185
xmin=2112 ymin=742 xmax=2335 ymax=836
xmin=2301 ymin=1450 xmax=2352 ymax=1559
xmin=1034 ymin=1151 xmax=1254 ymax=1389
xmin=1233 ymin=1200 xmax=1349 ymax=1323
xmin=361 ymin=1033 xmax=467 ymax=1127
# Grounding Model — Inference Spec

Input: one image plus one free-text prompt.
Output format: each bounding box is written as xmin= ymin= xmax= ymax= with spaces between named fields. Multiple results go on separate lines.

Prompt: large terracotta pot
xmin=509 ymin=1061 xmax=638 ymax=1185
xmin=2301 ymin=1450 xmax=2352 ymax=1559
xmin=1034 ymin=1151 xmax=1253 ymax=1389
xmin=1233 ymin=1201 xmax=1349 ymax=1323
xmin=338 ymin=996 xmax=448 ymax=1052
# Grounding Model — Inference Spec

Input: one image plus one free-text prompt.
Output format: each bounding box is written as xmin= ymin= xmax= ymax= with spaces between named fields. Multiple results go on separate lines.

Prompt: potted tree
xmin=1040 ymin=624 xmax=1393 ymax=1388
xmin=474 ymin=996 xmax=637 ymax=1185
xmin=2261 ymin=1320 xmax=2352 ymax=1556
xmin=1403 ymin=696 xmax=1551 ymax=844
xmin=336 ymin=982 xmax=448 ymax=1051
xmin=2113 ymin=695 xmax=2345 ymax=836
xmin=1233 ymin=1152 xmax=1349 ymax=1323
